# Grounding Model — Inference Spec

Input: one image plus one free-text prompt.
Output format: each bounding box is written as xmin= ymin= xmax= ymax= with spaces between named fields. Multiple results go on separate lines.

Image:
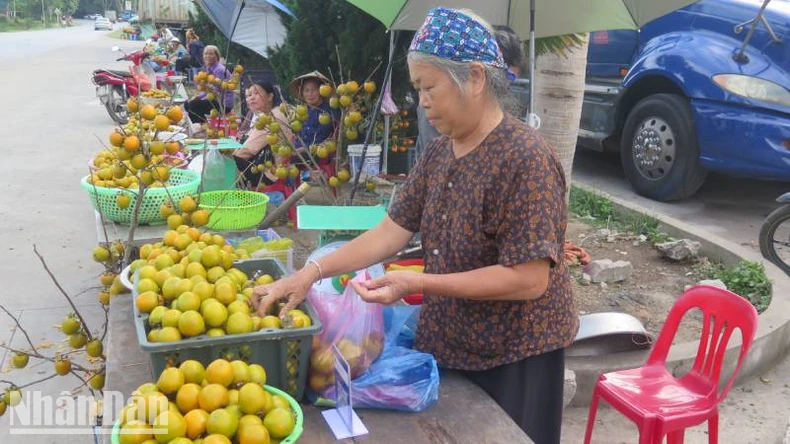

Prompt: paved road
xmin=0 ymin=20 xmax=142 ymax=443
xmin=572 ymin=149 xmax=790 ymax=252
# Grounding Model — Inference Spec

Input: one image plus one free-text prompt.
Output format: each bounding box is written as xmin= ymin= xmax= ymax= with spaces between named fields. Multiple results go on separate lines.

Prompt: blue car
xmin=577 ymin=0 xmax=790 ymax=201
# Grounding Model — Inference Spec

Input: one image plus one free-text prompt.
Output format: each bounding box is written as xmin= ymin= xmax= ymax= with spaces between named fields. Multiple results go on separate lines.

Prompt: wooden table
xmin=105 ymin=296 xmax=534 ymax=444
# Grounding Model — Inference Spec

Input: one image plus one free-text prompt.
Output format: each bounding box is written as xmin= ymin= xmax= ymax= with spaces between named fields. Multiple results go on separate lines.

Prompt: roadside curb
xmin=567 ymin=182 xmax=790 ymax=407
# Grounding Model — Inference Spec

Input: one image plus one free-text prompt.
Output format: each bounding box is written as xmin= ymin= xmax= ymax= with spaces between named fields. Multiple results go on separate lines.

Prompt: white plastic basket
xmin=228 ymin=228 xmax=294 ymax=272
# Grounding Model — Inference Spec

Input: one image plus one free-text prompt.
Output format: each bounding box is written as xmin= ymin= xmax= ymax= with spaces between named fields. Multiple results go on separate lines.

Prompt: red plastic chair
xmin=583 ymin=285 xmax=759 ymax=444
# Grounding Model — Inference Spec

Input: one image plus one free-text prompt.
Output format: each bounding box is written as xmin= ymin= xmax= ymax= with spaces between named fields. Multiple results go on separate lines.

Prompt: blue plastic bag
xmin=308 ymin=304 xmax=439 ymax=412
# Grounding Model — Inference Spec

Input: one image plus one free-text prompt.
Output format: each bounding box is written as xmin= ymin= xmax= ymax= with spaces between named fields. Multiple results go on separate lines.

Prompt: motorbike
xmin=92 ymin=45 xmax=155 ymax=124
xmin=759 ymin=193 xmax=790 ymax=274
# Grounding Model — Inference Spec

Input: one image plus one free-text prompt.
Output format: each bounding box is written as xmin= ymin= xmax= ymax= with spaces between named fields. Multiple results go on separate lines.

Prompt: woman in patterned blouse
xmin=252 ymin=7 xmax=577 ymax=444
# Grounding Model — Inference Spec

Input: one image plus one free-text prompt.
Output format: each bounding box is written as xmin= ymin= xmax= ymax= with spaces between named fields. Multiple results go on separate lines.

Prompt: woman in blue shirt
xmin=289 ymin=72 xmax=340 ymax=170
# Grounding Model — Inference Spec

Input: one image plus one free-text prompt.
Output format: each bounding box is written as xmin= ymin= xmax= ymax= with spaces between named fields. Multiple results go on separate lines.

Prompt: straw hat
xmin=289 ymin=70 xmax=331 ymax=98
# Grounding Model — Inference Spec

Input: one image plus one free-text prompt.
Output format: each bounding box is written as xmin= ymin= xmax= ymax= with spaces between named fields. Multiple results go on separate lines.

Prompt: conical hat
xmin=289 ymin=71 xmax=331 ymax=98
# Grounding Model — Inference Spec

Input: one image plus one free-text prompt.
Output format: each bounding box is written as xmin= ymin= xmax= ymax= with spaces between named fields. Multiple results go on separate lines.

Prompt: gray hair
xmin=203 ymin=45 xmax=222 ymax=59
xmin=407 ymin=51 xmax=512 ymax=110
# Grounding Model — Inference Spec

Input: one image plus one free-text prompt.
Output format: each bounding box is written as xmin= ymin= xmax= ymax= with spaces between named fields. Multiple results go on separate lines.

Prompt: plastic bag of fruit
xmin=307 ymin=271 xmax=385 ymax=390
xmin=308 ymin=285 xmax=439 ymax=412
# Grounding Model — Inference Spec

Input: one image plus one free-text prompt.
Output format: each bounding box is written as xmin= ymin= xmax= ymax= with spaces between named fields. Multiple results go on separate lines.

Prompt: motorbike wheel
xmin=759 ymin=204 xmax=790 ymax=275
xmin=105 ymin=86 xmax=129 ymax=125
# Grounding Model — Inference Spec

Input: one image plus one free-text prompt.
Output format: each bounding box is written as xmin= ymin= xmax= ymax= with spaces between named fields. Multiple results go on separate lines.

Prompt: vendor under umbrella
xmin=252 ymin=7 xmax=576 ymax=444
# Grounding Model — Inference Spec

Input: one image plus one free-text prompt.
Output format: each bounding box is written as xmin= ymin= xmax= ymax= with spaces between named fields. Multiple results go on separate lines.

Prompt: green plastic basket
xmin=81 ymin=169 xmax=201 ymax=225
xmin=199 ymin=190 xmax=270 ymax=231
xmin=110 ymin=384 xmax=303 ymax=443
xmin=133 ymin=259 xmax=320 ymax=400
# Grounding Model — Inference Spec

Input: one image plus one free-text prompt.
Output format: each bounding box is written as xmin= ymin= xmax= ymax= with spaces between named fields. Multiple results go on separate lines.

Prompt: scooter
xmin=92 ymin=45 xmax=155 ymax=124
xmin=759 ymin=193 xmax=790 ymax=274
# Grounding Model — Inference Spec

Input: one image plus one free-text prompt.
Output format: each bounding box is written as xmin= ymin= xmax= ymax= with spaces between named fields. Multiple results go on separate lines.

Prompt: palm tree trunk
xmin=533 ymin=35 xmax=589 ymax=203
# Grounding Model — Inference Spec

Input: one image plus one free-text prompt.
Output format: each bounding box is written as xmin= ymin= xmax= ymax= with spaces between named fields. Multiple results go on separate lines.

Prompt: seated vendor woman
xmin=184 ymin=45 xmax=234 ymax=124
xmin=288 ymin=71 xmax=340 ymax=165
xmin=234 ymin=81 xmax=293 ymax=189
xmin=251 ymin=7 xmax=577 ymax=444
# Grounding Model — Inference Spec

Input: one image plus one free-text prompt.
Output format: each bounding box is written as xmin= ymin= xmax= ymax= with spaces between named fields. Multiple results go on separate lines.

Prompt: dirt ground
xmin=567 ymin=219 xmax=704 ymax=344
xmin=270 ymin=209 xmax=705 ymax=344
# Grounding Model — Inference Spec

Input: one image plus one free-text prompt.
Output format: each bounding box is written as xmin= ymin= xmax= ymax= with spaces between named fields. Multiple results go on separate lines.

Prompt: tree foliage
xmin=267 ymin=0 xmax=412 ymax=99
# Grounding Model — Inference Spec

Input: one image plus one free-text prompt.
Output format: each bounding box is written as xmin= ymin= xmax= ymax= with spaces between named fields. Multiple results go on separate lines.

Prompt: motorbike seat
xmin=107 ymin=69 xmax=133 ymax=77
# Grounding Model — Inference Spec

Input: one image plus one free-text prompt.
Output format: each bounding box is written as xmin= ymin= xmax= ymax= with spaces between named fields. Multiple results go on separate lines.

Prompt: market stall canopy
xmin=344 ymin=0 xmax=698 ymax=37
xmin=194 ymin=0 xmax=296 ymax=57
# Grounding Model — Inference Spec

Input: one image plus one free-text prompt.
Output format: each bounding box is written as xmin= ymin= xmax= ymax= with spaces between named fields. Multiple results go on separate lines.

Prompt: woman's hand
xmin=251 ymin=270 xmax=315 ymax=318
xmin=350 ymin=271 xmax=424 ymax=305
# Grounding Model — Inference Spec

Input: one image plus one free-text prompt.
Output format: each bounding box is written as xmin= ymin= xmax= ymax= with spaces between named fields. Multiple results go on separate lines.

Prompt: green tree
xmin=268 ymin=0 xmax=411 ymax=99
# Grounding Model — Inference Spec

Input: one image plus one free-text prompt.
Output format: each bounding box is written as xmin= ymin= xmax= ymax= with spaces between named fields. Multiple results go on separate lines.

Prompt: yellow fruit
xmin=180 ymin=196 xmax=198 ymax=213
xmin=226 ymin=312 xmax=254 ymax=335
xmin=157 ymin=367 xmax=185 ymax=395
xmin=162 ymin=309 xmax=183 ymax=328
xmin=198 ymin=383 xmax=229 ymax=412
xmin=238 ymin=423 xmax=270 ymax=444
xmin=206 ymin=359 xmax=235 ymax=387
xmin=55 ymin=357 xmax=72 ymax=376
xmin=328 ymin=176 xmax=340 ymax=187
xmin=203 ymin=434 xmax=232 ymax=444
xmin=214 ymin=282 xmax=237 ymax=305
xmin=178 ymin=310 xmax=206 ymax=337
xmin=86 ymin=339 xmax=104 ymax=358
xmin=230 ymin=360 xmax=251 ymax=386
xmin=212 ymin=234 xmax=225 ymax=246
xmin=133 ymin=392 xmax=170 ymax=424
xmin=116 ymin=193 xmax=132 ymax=209
xmin=347 ymin=81 xmax=360 ymax=93
xmin=228 ymin=389 xmax=240 ymax=405
xmin=227 ymin=300 xmax=250 ymax=316
xmin=202 ymin=300 xmax=228 ymax=328
xmin=141 ymin=105 xmax=157 ymax=120
xmin=152 ymin=410 xmax=187 ymax=443
xmin=162 ymin=276 xmax=183 ymax=301
xmin=207 ymin=408 xmax=239 ymax=438
xmin=110 ymin=131 xmax=125 ymax=147
xmin=237 ymin=383 xmax=269 ymax=415
xmin=364 ymin=81 xmax=376 ymax=93
xmin=201 ymin=246 xmax=223 ymax=268
xmin=349 ymin=111 xmax=362 ymax=123
xmin=263 ymin=407 xmax=295 ymax=439
xmin=186 ymin=262 xmax=207 ymax=280
xmin=319 ymin=84 xmax=333 ymax=97
xmin=247 ymin=364 xmax=267 ymax=386
xmin=192 ymin=281 xmax=214 ymax=301
xmin=155 ymin=254 xmax=175 ymax=271
xmin=207 ymin=328 xmax=225 ymax=337
xmin=270 ymin=395 xmax=289 ymax=411
xmin=136 ymin=291 xmax=160 ymax=314
xmin=168 ymin=214 xmax=184 ymax=230
xmin=153 ymin=269 xmax=173 ymax=288
xmin=118 ymin=420 xmax=154 ymax=444
xmin=191 ymin=209 xmax=210 ymax=227
xmin=259 ymin=316 xmax=282 ymax=330
xmin=177 ymin=292 xmax=202 ymax=312
xmin=176 ymin=383 xmax=202 ymax=413
xmin=124 ymin=135 xmax=141 ymax=152
xmin=93 ymin=246 xmax=111 ymax=262
xmin=157 ymin=326 xmax=182 ymax=342
xmin=184 ymin=408 xmax=209 ymax=439
xmin=166 ymin=142 xmax=181 ymax=155
xmin=137 ymin=277 xmax=159 ymax=294
xmin=206 ymin=266 xmax=226 ymax=284
xmin=179 ymin=360 xmax=206 ymax=385
xmin=339 ymin=95 xmax=352 ymax=107
xmin=167 ymin=106 xmax=184 ymax=122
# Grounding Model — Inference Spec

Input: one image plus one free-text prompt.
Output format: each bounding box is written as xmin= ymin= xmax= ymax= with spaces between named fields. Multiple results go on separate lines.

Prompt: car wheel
xmin=620 ymin=93 xmax=707 ymax=201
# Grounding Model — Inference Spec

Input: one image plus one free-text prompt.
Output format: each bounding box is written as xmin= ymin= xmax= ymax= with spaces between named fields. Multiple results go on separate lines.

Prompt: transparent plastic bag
xmin=308 ymin=292 xmax=439 ymax=412
xmin=307 ymin=271 xmax=385 ymax=394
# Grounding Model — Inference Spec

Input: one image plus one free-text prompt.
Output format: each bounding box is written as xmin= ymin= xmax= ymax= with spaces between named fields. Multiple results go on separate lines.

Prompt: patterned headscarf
xmin=410 ymin=8 xmax=508 ymax=71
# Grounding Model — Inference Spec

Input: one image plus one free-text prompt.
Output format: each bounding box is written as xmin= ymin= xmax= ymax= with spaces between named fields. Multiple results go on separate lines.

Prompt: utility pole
xmin=40 ymin=0 xmax=45 ymax=23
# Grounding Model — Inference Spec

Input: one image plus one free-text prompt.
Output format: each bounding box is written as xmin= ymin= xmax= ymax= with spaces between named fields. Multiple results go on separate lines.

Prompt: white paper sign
xmin=321 ymin=344 xmax=368 ymax=440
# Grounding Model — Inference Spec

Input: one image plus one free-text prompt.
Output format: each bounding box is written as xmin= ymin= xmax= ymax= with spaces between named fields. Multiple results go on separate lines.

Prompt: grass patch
xmin=569 ymin=186 xmax=673 ymax=243
xmin=0 ymin=18 xmax=59 ymax=32
xmin=696 ymin=260 xmax=772 ymax=313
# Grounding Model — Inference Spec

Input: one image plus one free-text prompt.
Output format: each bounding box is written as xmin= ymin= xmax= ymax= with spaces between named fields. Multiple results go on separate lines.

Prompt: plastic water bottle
xmin=203 ymin=149 xmax=226 ymax=192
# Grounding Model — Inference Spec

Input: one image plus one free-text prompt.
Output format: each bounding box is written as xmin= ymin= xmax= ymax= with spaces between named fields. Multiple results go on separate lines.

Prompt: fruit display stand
xmin=105 ymin=293 xmax=534 ymax=444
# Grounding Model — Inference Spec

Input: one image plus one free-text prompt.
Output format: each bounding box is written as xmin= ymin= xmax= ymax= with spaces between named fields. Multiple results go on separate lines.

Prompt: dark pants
xmin=174 ymin=56 xmax=192 ymax=73
xmin=464 ymin=348 xmax=565 ymax=444
xmin=185 ymin=98 xmax=219 ymax=123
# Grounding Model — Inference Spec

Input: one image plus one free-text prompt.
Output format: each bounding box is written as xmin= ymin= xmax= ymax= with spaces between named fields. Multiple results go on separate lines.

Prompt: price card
xmin=321 ymin=344 xmax=368 ymax=440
